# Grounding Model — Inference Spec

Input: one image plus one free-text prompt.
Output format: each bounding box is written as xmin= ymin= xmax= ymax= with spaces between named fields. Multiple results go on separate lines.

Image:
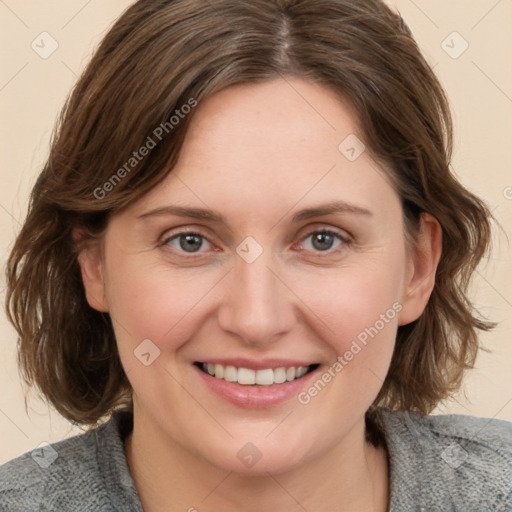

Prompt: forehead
xmin=181 ymin=78 xmax=359 ymax=168
xmin=132 ymin=78 xmax=401 ymax=226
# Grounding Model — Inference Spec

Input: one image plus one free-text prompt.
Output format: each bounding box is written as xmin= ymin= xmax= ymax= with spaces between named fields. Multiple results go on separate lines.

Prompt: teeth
xmin=255 ymin=369 xmax=274 ymax=386
xmin=214 ymin=364 xmax=224 ymax=379
xmin=238 ymin=367 xmax=256 ymax=385
xmin=273 ymin=367 xmax=287 ymax=384
xmin=224 ymin=365 xmax=237 ymax=382
xmin=296 ymin=366 xmax=307 ymax=378
xmin=201 ymin=363 xmax=314 ymax=386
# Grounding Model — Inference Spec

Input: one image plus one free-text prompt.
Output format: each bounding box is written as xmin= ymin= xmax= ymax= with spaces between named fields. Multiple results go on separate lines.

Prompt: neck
xmin=125 ymin=408 xmax=389 ymax=512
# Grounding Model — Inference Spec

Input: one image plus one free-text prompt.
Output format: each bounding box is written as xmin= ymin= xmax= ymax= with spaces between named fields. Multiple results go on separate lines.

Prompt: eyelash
xmin=298 ymin=228 xmax=352 ymax=254
xmin=160 ymin=227 xmax=352 ymax=257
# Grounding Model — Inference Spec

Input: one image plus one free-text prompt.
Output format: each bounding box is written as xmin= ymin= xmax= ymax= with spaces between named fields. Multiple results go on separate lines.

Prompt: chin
xmin=201 ymin=433 xmax=313 ymax=476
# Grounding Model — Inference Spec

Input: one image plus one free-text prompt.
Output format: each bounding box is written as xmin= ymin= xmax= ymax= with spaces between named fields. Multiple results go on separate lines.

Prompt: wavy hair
xmin=5 ymin=0 xmax=495 ymax=425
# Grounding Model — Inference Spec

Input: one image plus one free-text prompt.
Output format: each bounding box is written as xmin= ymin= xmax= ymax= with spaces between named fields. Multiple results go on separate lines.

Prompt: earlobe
xmin=73 ymin=228 xmax=109 ymax=312
xmin=398 ymin=213 xmax=442 ymax=326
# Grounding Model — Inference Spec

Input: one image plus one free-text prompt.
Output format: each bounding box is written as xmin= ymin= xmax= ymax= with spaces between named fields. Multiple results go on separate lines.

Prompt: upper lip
xmin=195 ymin=358 xmax=318 ymax=371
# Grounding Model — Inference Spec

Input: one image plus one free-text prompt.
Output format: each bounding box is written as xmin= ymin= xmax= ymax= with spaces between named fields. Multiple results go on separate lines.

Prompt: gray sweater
xmin=1 ymin=409 xmax=511 ymax=511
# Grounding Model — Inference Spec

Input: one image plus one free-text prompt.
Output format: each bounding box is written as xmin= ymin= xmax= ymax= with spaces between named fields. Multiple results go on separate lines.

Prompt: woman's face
xmin=81 ymin=78 xmax=435 ymax=474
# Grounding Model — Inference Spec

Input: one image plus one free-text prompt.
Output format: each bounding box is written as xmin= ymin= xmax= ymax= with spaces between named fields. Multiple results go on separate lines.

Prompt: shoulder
xmin=375 ymin=408 xmax=512 ymax=511
xmin=0 ymin=412 xmax=137 ymax=512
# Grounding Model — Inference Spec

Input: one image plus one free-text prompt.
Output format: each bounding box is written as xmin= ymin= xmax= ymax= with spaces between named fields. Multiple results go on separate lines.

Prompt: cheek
xmin=283 ymin=255 xmax=405 ymax=408
xmin=291 ymin=265 xmax=403 ymax=418
xmin=103 ymin=250 xmax=223 ymax=354
xmin=102 ymin=253 xmax=225 ymax=412
xmin=287 ymin=256 xmax=405 ymax=344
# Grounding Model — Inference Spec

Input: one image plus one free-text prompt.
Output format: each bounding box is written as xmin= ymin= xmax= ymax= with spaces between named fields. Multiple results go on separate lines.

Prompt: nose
xmin=217 ymin=249 xmax=296 ymax=348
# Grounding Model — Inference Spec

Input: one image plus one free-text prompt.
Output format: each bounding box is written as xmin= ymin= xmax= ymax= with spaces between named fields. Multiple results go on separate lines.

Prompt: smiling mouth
xmin=195 ymin=362 xmax=320 ymax=386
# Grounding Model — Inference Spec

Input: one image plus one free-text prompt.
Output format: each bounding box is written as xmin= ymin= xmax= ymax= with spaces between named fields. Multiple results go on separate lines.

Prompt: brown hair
xmin=5 ymin=0 xmax=495 ymax=425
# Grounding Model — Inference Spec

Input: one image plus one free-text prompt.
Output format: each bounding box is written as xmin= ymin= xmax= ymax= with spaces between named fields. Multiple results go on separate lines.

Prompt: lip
xmin=193 ymin=362 xmax=321 ymax=409
xmin=196 ymin=358 xmax=316 ymax=371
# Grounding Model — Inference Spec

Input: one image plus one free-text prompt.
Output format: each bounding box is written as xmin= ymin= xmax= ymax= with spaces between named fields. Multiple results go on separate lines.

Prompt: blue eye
xmin=301 ymin=230 xmax=347 ymax=252
xmin=165 ymin=232 xmax=211 ymax=253
xmin=162 ymin=228 xmax=349 ymax=257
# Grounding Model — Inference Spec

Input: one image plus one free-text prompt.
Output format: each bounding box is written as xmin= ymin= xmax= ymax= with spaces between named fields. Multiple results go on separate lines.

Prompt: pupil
xmin=180 ymin=234 xmax=202 ymax=252
xmin=312 ymin=232 xmax=333 ymax=251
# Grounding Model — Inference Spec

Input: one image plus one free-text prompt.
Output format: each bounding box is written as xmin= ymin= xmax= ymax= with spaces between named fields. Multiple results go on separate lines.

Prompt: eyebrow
xmin=291 ymin=201 xmax=372 ymax=221
xmin=137 ymin=200 xmax=373 ymax=224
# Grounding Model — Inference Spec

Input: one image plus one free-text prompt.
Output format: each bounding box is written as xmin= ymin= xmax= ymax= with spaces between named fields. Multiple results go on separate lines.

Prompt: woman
xmin=1 ymin=0 xmax=511 ymax=510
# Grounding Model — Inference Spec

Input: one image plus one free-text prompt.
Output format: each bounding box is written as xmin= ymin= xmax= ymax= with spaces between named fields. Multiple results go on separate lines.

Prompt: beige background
xmin=1 ymin=1 xmax=511 ymax=464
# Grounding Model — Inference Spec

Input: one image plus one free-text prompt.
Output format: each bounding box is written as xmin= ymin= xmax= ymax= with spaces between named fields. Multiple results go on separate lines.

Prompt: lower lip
xmin=193 ymin=364 xmax=321 ymax=409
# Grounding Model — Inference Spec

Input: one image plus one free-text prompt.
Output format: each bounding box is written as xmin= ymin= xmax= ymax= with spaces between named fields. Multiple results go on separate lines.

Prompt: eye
xmin=299 ymin=229 xmax=349 ymax=253
xmin=161 ymin=228 xmax=349 ymax=256
xmin=164 ymin=232 xmax=212 ymax=253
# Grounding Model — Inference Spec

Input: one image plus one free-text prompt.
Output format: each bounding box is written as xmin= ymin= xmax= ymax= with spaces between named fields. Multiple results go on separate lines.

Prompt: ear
xmin=73 ymin=227 xmax=109 ymax=312
xmin=398 ymin=213 xmax=442 ymax=326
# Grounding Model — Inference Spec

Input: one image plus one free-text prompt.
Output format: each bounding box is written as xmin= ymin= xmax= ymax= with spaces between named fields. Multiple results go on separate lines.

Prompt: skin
xmin=77 ymin=78 xmax=442 ymax=512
